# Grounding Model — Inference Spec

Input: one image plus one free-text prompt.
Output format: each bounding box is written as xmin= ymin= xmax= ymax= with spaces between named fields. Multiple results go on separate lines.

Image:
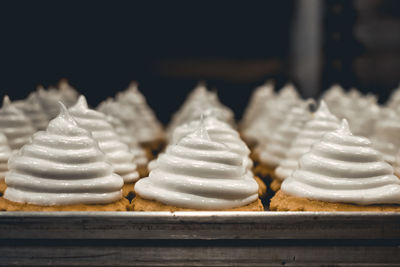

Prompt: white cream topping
xmin=171 ymin=115 xmax=252 ymax=169
xmin=168 ymin=84 xmax=235 ymax=135
xmin=35 ymin=86 xmax=62 ymax=120
xmin=115 ymin=83 xmax=164 ymax=143
xmin=134 ymin=123 xmax=259 ymax=210
xmin=69 ymin=96 xmax=139 ymax=183
xmin=259 ymin=104 xmax=312 ymax=168
xmin=371 ymin=109 xmax=400 ymax=164
xmin=241 ymin=81 xmax=275 ymax=129
xmin=105 ymin=114 xmax=148 ymax=166
xmin=242 ymin=83 xmax=301 ymax=145
xmin=14 ymin=94 xmax=49 ymax=131
xmin=4 ymin=103 xmax=124 ymax=206
xmin=0 ymin=96 xmax=35 ymax=151
xmin=275 ymin=101 xmax=340 ymax=181
xmin=282 ymin=119 xmax=400 ymax=205
xmin=58 ymin=79 xmax=79 ymax=107
xmin=0 ymin=133 xmax=11 ymax=179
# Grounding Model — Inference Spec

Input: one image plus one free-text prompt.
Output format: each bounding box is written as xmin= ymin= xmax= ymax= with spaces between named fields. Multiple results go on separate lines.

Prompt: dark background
xmin=0 ymin=0 xmax=399 ymax=123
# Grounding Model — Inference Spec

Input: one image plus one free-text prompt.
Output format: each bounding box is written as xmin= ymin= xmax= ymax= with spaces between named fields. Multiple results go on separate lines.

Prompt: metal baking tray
xmin=0 ymin=211 xmax=399 ymax=266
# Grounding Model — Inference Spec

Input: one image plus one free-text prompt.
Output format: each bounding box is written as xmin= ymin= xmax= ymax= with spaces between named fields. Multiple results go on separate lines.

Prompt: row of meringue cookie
xmin=242 ymin=82 xmax=400 ymax=175
xmin=241 ymin=83 xmax=400 ymax=207
xmin=0 ymin=82 xmax=164 ymax=207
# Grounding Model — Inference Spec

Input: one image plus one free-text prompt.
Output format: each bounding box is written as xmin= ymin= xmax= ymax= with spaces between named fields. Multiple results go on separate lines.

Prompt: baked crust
xmin=122 ymin=182 xmax=136 ymax=198
xmin=270 ymin=190 xmax=400 ymax=212
xmin=0 ymin=179 xmax=6 ymax=195
xmin=137 ymin=165 xmax=149 ymax=178
xmin=0 ymin=197 xmax=130 ymax=211
xmin=270 ymin=178 xmax=282 ymax=192
xmin=131 ymin=195 xmax=264 ymax=211
xmin=140 ymin=138 xmax=166 ymax=160
xmin=253 ymin=163 xmax=276 ymax=183
xmin=254 ymin=176 xmax=267 ymax=199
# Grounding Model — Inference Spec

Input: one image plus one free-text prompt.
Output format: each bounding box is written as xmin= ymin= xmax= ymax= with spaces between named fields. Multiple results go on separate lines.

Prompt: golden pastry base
xmin=270 ymin=190 xmax=400 ymax=212
xmin=0 ymin=179 xmax=6 ymax=195
xmin=131 ymin=195 xmax=264 ymax=211
xmin=254 ymin=176 xmax=267 ymax=199
xmin=253 ymin=163 xmax=276 ymax=183
xmin=0 ymin=197 xmax=130 ymax=211
xmin=140 ymin=138 xmax=166 ymax=160
xmin=122 ymin=183 xmax=136 ymax=198
xmin=137 ymin=165 xmax=149 ymax=178
xmin=270 ymin=178 xmax=282 ymax=192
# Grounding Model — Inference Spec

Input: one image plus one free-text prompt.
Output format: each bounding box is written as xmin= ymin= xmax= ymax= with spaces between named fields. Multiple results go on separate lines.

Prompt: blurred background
xmin=0 ymin=0 xmax=399 ymax=123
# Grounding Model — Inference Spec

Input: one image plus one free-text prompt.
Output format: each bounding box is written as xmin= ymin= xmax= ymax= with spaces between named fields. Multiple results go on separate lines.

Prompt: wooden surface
xmin=0 ymin=212 xmax=399 ymax=266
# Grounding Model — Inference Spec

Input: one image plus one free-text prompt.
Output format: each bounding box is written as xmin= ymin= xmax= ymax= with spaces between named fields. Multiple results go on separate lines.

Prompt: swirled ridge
xmin=281 ymin=119 xmax=400 ymax=205
xmin=3 ymin=103 xmax=124 ymax=205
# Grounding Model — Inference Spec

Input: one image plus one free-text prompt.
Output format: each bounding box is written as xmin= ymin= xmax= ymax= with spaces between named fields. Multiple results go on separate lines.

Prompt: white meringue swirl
xmin=0 ymin=96 xmax=35 ymax=150
xmin=69 ymin=96 xmax=139 ymax=183
xmin=259 ymin=104 xmax=311 ymax=168
xmin=4 ymin=103 xmax=124 ymax=206
xmin=275 ymin=101 xmax=340 ymax=180
xmin=282 ymin=120 xmax=400 ymax=205
xmin=134 ymin=124 xmax=259 ymax=210
xmin=0 ymin=133 xmax=11 ymax=179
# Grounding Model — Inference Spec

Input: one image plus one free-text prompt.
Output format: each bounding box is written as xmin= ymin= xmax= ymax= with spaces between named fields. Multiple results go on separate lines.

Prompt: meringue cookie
xmin=275 ymin=101 xmax=340 ymax=181
xmin=0 ymin=96 xmax=35 ymax=150
xmin=259 ymin=103 xmax=312 ymax=168
xmin=282 ymin=119 xmax=400 ymax=205
xmin=243 ymin=83 xmax=301 ymax=145
xmin=241 ymin=81 xmax=275 ymax=129
xmin=35 ymin=85 xmax=62 ymax=120
xmin=69 ymin=96 xmax=139 ymax=183
xmin=14 ymin=94 xmax=49 ymax=131
xmin=371 ymin=108 xmax=400 ymax=164
xmin=0 ymin=133 xmax=11 ymax=179
xmin=134 ymin=123 xmax=259 ymax=210
xmin=4 ymin=103 xmax=124 ymax=206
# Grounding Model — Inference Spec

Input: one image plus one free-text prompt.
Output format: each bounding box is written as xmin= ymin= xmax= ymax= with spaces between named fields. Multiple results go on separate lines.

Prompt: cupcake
xmin=270 ymin=120 xmax=400 ymax=211
xmin=0 ymin=133 xmax=11 ymax=195
xmin=254 ymin=103 xmax=312 ymax=184
xmin=0 ymin=96 xmax=35 ymax=151
xmin=68 ymin=96 xmax=139 ymax=198
xmin=0 ymin=103 xmax=128 ymax=211
xmin=14 ymin=94 xmax=49 ymax=131
xmin=371 ymin=108 xmax=400 ymax=164
xmin=133 ymin=123 xmax=263 ymax=211
xmin=273 ymin=101 xmax=340 ymax=191
xmin=105 ymin=114 xmax=149 ymax=177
